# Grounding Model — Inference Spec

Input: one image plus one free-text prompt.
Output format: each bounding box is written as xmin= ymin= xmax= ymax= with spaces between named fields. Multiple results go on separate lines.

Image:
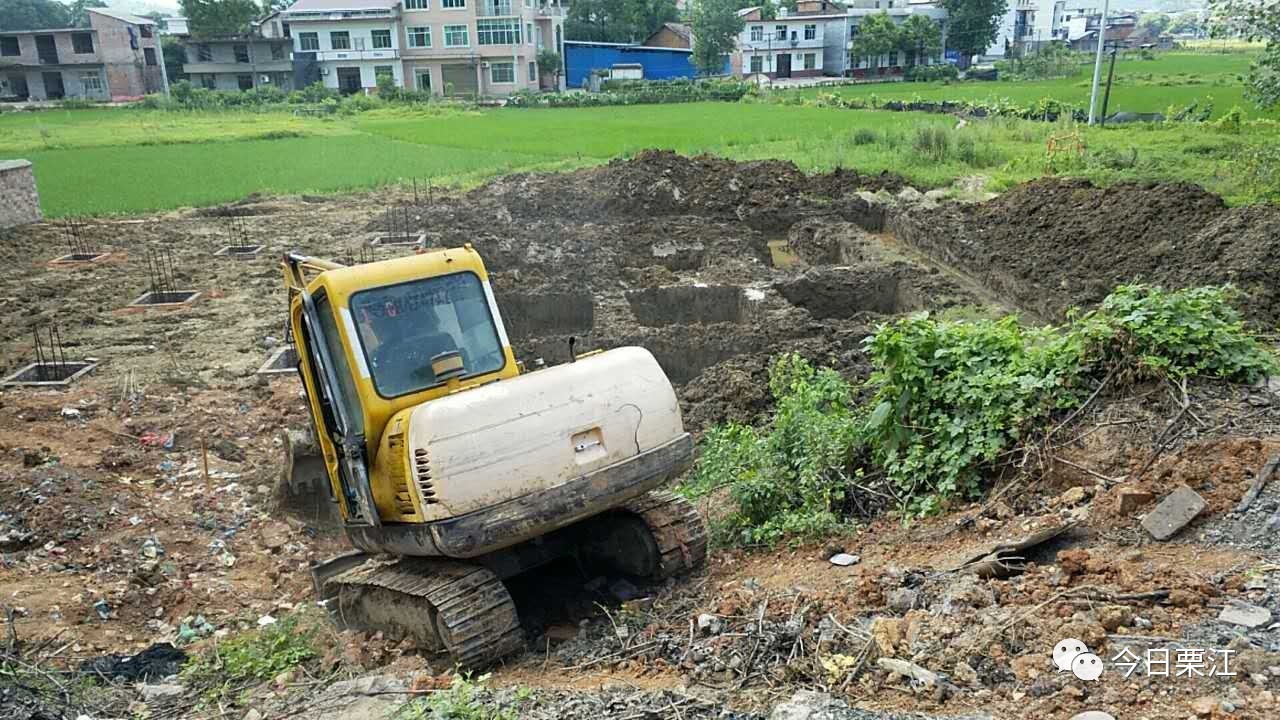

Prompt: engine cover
xmin=406 ymin=346 xmax=685 ymax=522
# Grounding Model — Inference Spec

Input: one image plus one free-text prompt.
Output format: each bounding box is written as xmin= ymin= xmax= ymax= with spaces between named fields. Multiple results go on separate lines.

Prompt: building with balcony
xmin=283 ymin=0 xmax=406 ymax=93
xmin=0 ymin=8 xmax=163 ymax=102
xmin=398 ymin=0 xmax=566 ymax=97
xmin=830 ymin=3 xmax=948 ymax=77
xmin=734 ymin=5 xmax=829 ymax=79
xmin=179 ymin=35 xmax=296 ymax=91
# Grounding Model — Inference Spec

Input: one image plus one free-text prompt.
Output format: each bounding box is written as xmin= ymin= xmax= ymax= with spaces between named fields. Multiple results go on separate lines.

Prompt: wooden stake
xmin=201 ymin=438 xmax=211 ymax=491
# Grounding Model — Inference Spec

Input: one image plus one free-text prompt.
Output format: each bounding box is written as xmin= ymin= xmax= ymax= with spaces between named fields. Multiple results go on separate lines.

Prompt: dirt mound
xmin=598 ymin=150 xmax=906 ymax=219
xmin=891 ymin=178 xmax=1280 ymax=326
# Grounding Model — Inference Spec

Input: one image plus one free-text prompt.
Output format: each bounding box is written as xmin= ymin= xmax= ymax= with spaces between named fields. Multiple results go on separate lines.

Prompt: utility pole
xmin=1098 ymin=44 xmax=1118 ymax=126
xmin=1087 ymin=0 xmax=1110 ymax=124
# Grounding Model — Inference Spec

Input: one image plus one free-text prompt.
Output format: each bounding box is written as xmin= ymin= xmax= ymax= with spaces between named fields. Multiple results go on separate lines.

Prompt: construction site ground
xmin=2 ymin=151 xmax=1279 ymax=720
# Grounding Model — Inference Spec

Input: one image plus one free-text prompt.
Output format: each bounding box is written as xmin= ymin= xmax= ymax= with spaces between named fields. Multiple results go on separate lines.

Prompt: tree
xmin=1169 ymin=13 xmax=1205 ymax=36
xmin=67 ymin=0 xmax=107 ymax=26
xmin=850 ymin=12 xmax=900 ymax=72
xmin=689 ymin=0 xmax=743 ymax=75
xmin=180 ymin=0 xmax=261 ymax=37
xmin=940 ymin=0 xmax=1009 ymax=68
xmin=261 ymin=0 xmax=293 ymax=12
xmin=537 ymin=48 xmax=563 ymax=89
xmin=1136 ymin=12 xmax=1172 ymax=37
xmin=897 ymin=14 xmax=942 ymax=66
xmin=565 ymin=0 xmax=679 ymax=44
xmin=0 ymin=0 xmax=72 ymax=31
xmin=1211 ymin=0 xmax=1280 ymax=109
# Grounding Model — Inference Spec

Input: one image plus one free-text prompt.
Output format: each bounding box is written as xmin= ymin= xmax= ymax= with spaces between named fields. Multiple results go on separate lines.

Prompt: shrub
xmin=904 ymin=63 xmax=959 ymax=82
xmin=851 ymin=127 xmax=877 ymax=145
xmin=506 ymin=78 xmax=753 ymax=108
xmin=394 ymin=674 xmax=525 ymax=720
xmin=681 ymin=355 xmax=859 ymax=546
xmin=691 ymin=285 xmax=1278 ymax=534
xmin=912 ymin=125 xmax=952 ymax=162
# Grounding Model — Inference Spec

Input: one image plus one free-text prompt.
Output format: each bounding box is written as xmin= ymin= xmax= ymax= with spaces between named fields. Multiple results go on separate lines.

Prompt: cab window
xmin=350 ymin=272 xmax=505 ymax=398
xmin=314 ymin=292 xmax=365 ymax=438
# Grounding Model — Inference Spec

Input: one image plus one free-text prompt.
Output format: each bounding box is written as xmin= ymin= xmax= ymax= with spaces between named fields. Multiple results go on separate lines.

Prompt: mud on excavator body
xmin=278 ymin=246 xmax=707 ymax=668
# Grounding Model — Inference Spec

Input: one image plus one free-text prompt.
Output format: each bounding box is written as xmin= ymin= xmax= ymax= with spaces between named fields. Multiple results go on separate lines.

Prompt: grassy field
xmin=798 ymin=52 xmax=1274 ymax=120
xmin=1 ymin=50 xmax=1276 ymax=217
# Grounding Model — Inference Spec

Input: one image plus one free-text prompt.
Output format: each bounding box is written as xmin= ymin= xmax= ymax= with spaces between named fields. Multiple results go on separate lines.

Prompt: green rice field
xmin=1 ymin=49 xmax=1276 ymax=217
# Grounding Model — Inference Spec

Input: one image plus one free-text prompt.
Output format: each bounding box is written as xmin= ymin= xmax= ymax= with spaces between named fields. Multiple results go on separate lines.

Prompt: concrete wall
xmin=89 ymin=11 xmax=164 ymax=99
xmin=0 ymin=160 xmax=41 ymax=230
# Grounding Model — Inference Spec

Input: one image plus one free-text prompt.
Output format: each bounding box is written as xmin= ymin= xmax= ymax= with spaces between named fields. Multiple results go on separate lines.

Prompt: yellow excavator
xmin=279 ymin=246 xmax=707 ymax=668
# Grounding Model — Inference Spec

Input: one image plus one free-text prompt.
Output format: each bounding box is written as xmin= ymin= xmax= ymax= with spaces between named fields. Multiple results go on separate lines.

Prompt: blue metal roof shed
xmin=563 ymin=41 xmax=705 ymax=88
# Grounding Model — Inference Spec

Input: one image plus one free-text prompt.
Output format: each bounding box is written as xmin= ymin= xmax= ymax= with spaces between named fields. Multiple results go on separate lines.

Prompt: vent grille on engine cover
xmin=413 ymin=448 xmax=439 ymax=505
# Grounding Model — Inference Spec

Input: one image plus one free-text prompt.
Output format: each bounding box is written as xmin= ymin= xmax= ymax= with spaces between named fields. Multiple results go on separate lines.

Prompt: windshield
xmin=350 ymin=272 xmax=505 ymax=398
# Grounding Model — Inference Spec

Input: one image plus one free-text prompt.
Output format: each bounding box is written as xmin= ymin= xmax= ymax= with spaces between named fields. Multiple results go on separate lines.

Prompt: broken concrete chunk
xmin=767 ymin=690 xmax=836 ymax=720
xmin=886 ymin=588 xmax=919 ymax=614
xmin=1117 ymin=487 xmax=1155 ymax=514
xmin=877 ymin=657 xmax=939 ymax=687
xmin=1219 ymin=602 xmax=1272 ymax=628
xmin=828 ymin=552 xmax=859 ymax=566
xmin=1141 ymin=486 xmax=1206 ymax=540
xmin=697 ymin=613 xmax=722 ymax=635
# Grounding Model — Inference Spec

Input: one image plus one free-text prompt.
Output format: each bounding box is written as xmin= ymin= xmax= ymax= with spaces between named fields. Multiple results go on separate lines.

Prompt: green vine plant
xmin=683 ymin=284 xmax=1278 ymax=543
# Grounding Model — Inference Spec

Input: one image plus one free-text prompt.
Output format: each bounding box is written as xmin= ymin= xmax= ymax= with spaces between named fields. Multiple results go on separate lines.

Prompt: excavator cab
xmin=278 ymin=246 xmax=708 ymax=668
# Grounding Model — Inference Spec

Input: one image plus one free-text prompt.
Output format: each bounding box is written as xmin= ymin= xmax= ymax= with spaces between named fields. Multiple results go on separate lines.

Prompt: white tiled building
xmin=284 ymin=0 xmax=406 ymax=93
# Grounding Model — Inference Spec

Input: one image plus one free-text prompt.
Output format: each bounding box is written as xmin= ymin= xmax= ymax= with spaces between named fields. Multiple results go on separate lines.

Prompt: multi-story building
xmin=832 ymin=3 xmax=948 ymax=77
xmin=279 ymin=0 xmax=564 ymax=96
xmin=284 ymin=0 xmax=406 ymax=93
xmin=0 ymin=9 xmax=164 ymax=101
xmin=734 ymin=5 xmax=829 ymax=79
xmin=398 ymin=0 xmax=566 ymax=96
xmin=179 ymin=34 xmax=296 ymax=91
xmin=728 ymin=1 xmax=947 ymax=80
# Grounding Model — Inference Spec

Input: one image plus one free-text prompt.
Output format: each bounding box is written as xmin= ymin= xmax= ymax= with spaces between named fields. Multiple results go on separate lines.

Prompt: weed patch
xmin=687 ymin=285 xmax=1278 ymax=541
xmin=181 ymin=614 xmax=319 ymax=704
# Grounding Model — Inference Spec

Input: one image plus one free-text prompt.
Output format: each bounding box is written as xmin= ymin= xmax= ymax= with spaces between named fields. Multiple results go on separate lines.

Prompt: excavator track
xmin=328 ymin=558 xmax=525 ymax=669
xmin=623 ymin=490 xmax=708 ymax=579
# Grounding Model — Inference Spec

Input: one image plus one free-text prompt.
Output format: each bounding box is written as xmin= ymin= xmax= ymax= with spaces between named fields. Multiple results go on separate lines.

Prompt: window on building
xmin=528 ymin=60 xmax=535 ymax=81
xmin=0 ymin=37 xmax=19 ymax=57
xmin=144 ymin=47 xmax=157 ymax=65
xmin=443 ymin=0 xmax=466 ymax=8
xmin=195 ymin=44 xmax=211 ymax=61
xmin=489 ymin=60 xmax=514 ymax=83
xmin=405 ymin=0 xmax=429 ymax=7
xmin=79 ymin=72 xmax=103 ymax=92
xmin=525 ymin=0 xmax=533 ymax=7
xmin=477 ymin=18 xmax=520 ymax=45
xmin=443 ymin=24 xmax=469 ymax=47
xmin=330 ymin=31 xmax=350 ymax=50
xmin=749 ymin=25 xmax=763 ymax=42
xmin=140 ymin=24 xmax=153 ymax=38
xmin=375 ymin=65 xmax=394 ymax=81
xmin=416 ymin=70 xmax=431 ymax=91
xmin=238 ymin=74 xmax=254 ymax=90
xmin=201 ymin=74 xmax=216 ymax=89
xmin=234 ymin=44 xmax=250 ymax=62
xmin=271 ymin=43 xmax=285 ymax=60
xmin=804 ymin=24 xmax=816 ymax=40
xmin=804 ymin=52 xmax=815 ymax=70
xmin=372 ymin=29 xmax=392 ymax=49
xmin=775 ymin=25 xmax=786 ymax=41
xmin=299 ymin=32 xmax=319 ymax=51
xmin=282 ymin=22 xmax=290 ymax=37
xmin=749 ymin=55 xmax=763 ymax=73
xmin=526 ymin=22 xmax=533 ymax=44
xmin=407 ymin=26 xmax=431 ymax=47
xmin=72 ymin=33 xmax=94 ymax=54
xmin=354 ymin=36 xmax=366 ymax=50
